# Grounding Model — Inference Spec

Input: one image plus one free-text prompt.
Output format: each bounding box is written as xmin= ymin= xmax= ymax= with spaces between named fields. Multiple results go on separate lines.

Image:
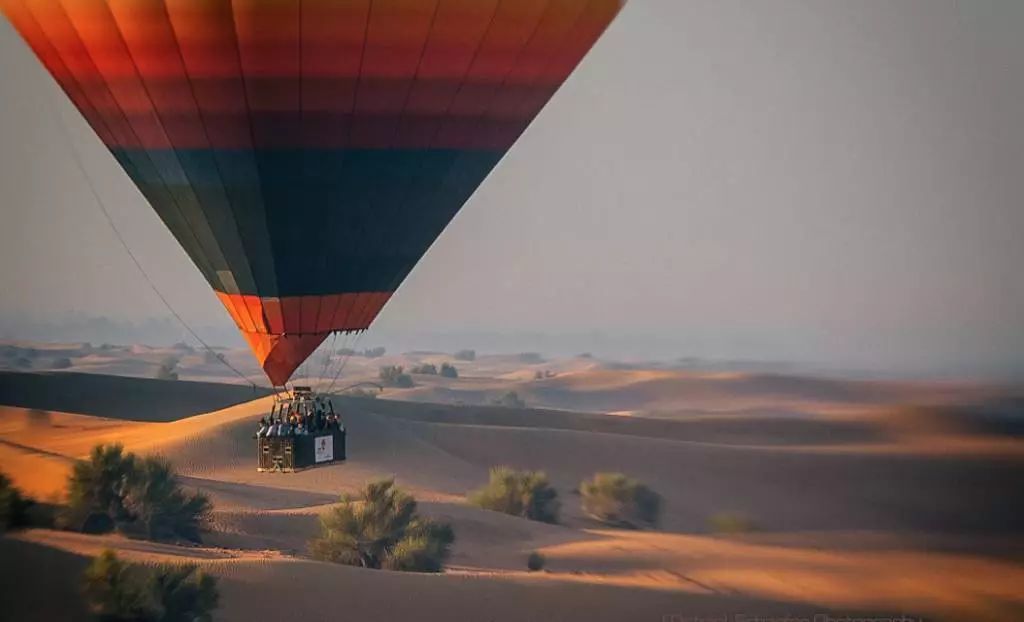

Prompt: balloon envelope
xmin=2 ymin=0 xmax=625 ymax=384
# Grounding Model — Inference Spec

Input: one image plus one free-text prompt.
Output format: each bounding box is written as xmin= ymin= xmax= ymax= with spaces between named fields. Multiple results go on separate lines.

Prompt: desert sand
xmin=1 ymin=365 xmax=1023 ymax=622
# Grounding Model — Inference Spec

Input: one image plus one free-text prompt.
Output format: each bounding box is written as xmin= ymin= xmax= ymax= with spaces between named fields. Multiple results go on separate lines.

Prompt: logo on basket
xmin=314 ymin=435 xmax=334 ymax=463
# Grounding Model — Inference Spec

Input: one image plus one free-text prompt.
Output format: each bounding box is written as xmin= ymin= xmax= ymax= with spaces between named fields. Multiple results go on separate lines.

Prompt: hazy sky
xmin=1 ymin=0 xmax=1022 ymax=378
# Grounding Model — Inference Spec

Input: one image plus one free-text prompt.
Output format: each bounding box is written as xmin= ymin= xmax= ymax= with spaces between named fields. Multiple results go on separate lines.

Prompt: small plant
xmin=155 ymin=357 xmax=179 ymax=381
xmin=345 ymin=387 xmax=378 ymax=399
xmin=410 ymin=363 xmax=438 ymax=375
xmin=708 ymin=512 xmax=757 ymax=534
xmin=63 ymin=444 xmax=137 ymax=533
xmin=579 ymin=473 xmax=662 ymax=529
xmin=468 ymin=467 xmax=560 ymax=524
xmin=518 ymin=352 xmax=544 ymax=363
xmin=63 ymin=444 xmax=210 ymax=542
xmin=0 ymin=470 xmax=33 ymax=532
xmin=439 ymin=362 xmax=458 ymax=379
xmin=123 ymin=456 xmax=212 ymax=542
xmin=25 ymin=408 xmax=51 ymax=427
xmin=379 ymin=365 xmax=414 ymax=388
xmin=83 ymin=549 xmax=150 ymax=621
xmin=526 ymin=551 xmax=546 ymax=572
xmin=83 ymin=549 xmax=219 ymax=622
xmin=309 ymin=479 xmax=454 ymax=572
xmin=454 ymin=349 xmax=476 ymax=361
xmin=492 ymin=391 xmax=526 ymax=408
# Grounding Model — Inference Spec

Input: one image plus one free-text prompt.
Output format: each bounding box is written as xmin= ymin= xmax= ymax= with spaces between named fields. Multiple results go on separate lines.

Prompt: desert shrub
xmin=202 ymin=349 xmax=222 ymax=365
xmin=383 ymin=520 xmax=456 ymax=573
xmin=410 ymin=363 xmax=438 ymax=375
xmin=518 ymin=352 xmax=544 ymax=363
xmin=64 ymin=444 xmax=210 ymax=542
xmin=439 ymin=363 xmax=458 ymax=378
xmin=579 ymin=473 xmax=661 ymax=528
xmin=171 ymin=342 xmax=194 ymax=354
xmin=379 ymin=365 xmax=414 ymax=388
xmin=492 ymin=391 xmax=526 ymax=408
xmin=454 ymin=349 xmax=476 ymax=361
xmin=123 ymin=457 xmax=212 ymax=542
xmin=146 ymin=563 xmax=220 ymax=622
xmin=83 ymin=549 xmax=219 ymax=622
xmin=345 ymin=387 xmax=378 ymax=399
xmin=363 ymin=346 xmax=386 ymax=358
xmin=25 ymin=407 xmax=51 ymax=427
xmin=0 ymin=470 xmax=33 ymax=531
xmin=468 ymin=467 xmax=560 ymax=524
xmin=63 ymin=444 xmax=137 ymax=533
xmin=154 ymin=357 xmax=179 ymax=381
xmin=309 ymin=479 xmax=454 ymax=572
xmin=51 ymin=356 xmax=73 ymax=369
xmin=83 ymin=549 xmax=151 ymax=621
xmin=708 ymin=512 xmax=757 ymax=534
xmin=526 ymin=551 xmax=546 ymax=572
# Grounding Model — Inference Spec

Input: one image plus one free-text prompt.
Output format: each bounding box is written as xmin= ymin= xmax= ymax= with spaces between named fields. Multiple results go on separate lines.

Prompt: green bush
xmin=579 ymin=473 xmax=662 ymax=529
xmin=83 ymin=549 xmax=219 ymax=622
xmin=0 ymin=470 xmax=33 ymax=532
xmin=63 ymin=444 xmax=137 ymax=533
xmin=123 ymin=457 xmax=212 ymax=542
xmin=468 ymin=467 xmax=560 ymax=524
xmin=63 ymin=444 xmax=210 ymax=542
xmin=708 ymin=512 xmax=757 ymax=534
xmin=154 ymin=357 xmax=179 ymax=381
xmin=309 ymin=479 xmax=454 ymax=572
xmin=410 ymin=363 xmax=438 ymax=375
xmin=439 ymin=363 xmax=458 ymax=379
xmin=526 ymin=551 xmax=546 ymax=572
xmin=492 ymin=391 xmax=526 ymax=408
xmin=454 ymin=349 xmax=476 ymax=361
xmin=345 ymin=387 xmax=378 ymax=399
xmin=363 ymin=347 xmax=386 ymax=358
xmin=383 ymin=520 xmax=456 ymax=573
xmin=202 ymin=349 xmax=223 ymax=365
xmin=379 ymin=365 xmax=414 ymax=388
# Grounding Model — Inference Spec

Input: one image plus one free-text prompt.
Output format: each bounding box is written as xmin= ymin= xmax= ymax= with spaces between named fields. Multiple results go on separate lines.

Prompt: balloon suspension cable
xmin=325 ymin=330 xmax=366 ymax=395
xmin=318 ymin=330 xmax=356 ymax=393
xmin=314 ymin=332 xmax=340 ymax=391
xmin=50 ymin=104 xmax=264 ymax=391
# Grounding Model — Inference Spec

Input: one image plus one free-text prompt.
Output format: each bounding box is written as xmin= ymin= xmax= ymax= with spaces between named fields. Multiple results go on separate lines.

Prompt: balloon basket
xmin=257 ymin=429 xmax=346 ymax=473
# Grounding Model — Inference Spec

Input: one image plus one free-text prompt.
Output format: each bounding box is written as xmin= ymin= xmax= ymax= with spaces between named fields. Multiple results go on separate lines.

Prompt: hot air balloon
xmin=2 ymin=0 xmax=625 ymax=386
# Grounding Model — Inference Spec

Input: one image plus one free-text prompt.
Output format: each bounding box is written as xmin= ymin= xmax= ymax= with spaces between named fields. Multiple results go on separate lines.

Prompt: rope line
xmin=51 ymin=104 xmax=264 ymax=390
xmin=325 ymin=330 xmax=365 ymax=395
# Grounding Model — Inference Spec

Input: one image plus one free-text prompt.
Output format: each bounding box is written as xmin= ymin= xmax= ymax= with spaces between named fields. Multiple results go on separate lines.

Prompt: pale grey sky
xmin=1 ymin=0 xmax=1022 ymax=378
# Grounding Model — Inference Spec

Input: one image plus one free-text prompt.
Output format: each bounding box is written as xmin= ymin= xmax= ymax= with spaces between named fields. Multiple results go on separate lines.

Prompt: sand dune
xmin=2 ymin=370 xmax=1023 ymax=621
xmin=0 ymin=370 xmax=269 ymax=421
